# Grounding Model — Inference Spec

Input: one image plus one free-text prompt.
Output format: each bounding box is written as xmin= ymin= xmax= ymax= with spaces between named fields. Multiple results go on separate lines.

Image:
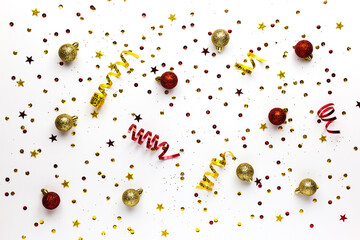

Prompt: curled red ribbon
xmin=128 ymin=124 xmax=180 ymax=160
xmin=317 ymin=103 xmax=340 ymax=134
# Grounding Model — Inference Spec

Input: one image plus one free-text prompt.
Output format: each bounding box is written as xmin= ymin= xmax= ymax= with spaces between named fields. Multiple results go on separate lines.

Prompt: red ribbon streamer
xmin=317 ymin=103 xmax=340 ymax=134
xmin=128 ymin=124 xmax=180 ymax=160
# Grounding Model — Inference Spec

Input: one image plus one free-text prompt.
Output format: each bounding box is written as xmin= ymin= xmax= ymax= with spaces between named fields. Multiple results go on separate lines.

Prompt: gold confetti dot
xmin=299 ymin=209 xmax=303 ymax=213
xmin=196 ymin=228 xmax=200 ymax=232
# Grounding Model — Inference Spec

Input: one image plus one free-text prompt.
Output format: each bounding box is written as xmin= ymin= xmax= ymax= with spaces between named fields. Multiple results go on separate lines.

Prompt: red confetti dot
xmin=54 ymin=78 xmax=59 ymax=82
xmin=193 ymin=39 xmax=198 ymax=43
xmin=257 ymin=47 xmax=261 ymax=51
xmin=82 ymin=176 xmax=86 ymax=181
xmin=182 ymin=25 xmax=186 ymax=30
xmin=238 ymin=113 xmax=242 ymax=117
xmin=186 ymin=113 xmax=190 ymax=117
xmin=316 ymin=25 xmax=321 ymax=29
xmin=76 ymin=12 xmax=81 ymax=17
xmin=285 ymin=212 xmax=290 ymax=216
xmin=42 ymin=13 xmax=46 ymax=18
xmin=328 ymin=90 xmax=332 ymax=95
xmin=317 ymin=119 xmax=321 ymax=123
xmin=147 ymin=90 xmax=152 ymax=94
xmin=140 ymin=46 xmax=144 ymax=50
xmin=5 ymin=192 xmax=9 ymax=197
xmin=54 ymin=32 xmax=58 ymax=36
xmin=37 ymin=75 xmax=41 ymax=79
xmin=258 ymin=201 xmax=262 ymax=205
xmin=208 ymin=32 xmax=212 ymax=36
xmin=260 ymin=215 xmax=264 ymax=219
xmin=277 ymin=186 xmax=281 ymax=190
xmin=23 ymin=130 xmax=27 ymax=134
xmin=265 ymin=141 xmax=269 ymax=145
xmin=190 ymin=23 xmax=195 ymax=27
xmin=226 ymin=64 xmax=230 ymax=69
xmin=228 ymin=29 xmax=232 ymax=33
xmin=281 ymin=137 xmax=285 ymax=141
xmin=79 ymin=78 xmax=83 ymax=82
xmin=142 ymin=13 xmax=146 ymax=18
xmin=212 ymin=53 xmax=216 ymax=57
xmin=209 ymin=221 xmax=213 ymax=225
xmin=66 ymin=29 xmax=70 ymax=33
xmin=217 ymin=74 xmax=221 ymax=78
xmin=134 ymin=83 xmax=138 ymax=87
xmin=328 ymin=200 xmax=332 ymax=204
xmin=169 ymin=103 xmax=173 ymax=107
xmin=241 ymin=136 xmax=246 ymax=140
xmin=53 ymin=164 xmax=58 ymax=168
xmin=183 ymin=46 xmax=187 ymax=50
xmin=276 ymin=160 xmax=281 ymax=164
xmin=331 ymin=73 xmax=336 ymax=77
xmin=265 ymin=175 xmax=269 ymax=180
xmin=326 ymin=79 xmax=331 ymax=83
xmin=90 ymin=5 xmax=96 ymax=10
xmin=161 ymin=63 xmax=166 ymax=67
xmin=34 ymin=222 xmax=38 ymax=227
xmin=9 ymin=22 xmax=14 ymax=27
xmin=43 ymin=38 xmax=47 ymax=43
xmin=11 ymin=76 xmax=16 ymax=80
xmin=194 ymin=193 xmax=198 ymax=197
xmin=310 ymin=224 xmax=314 ymax=228
xmin=216 ymin=130 xmax=220 ymax=134
xmin=206 ymin=110 xmax=210 ymax=114
xmin=208 ymin=95 xmax=212 ymax=100
xmin=204 ymin=70 xmax=208 ymax=74
xmin=243 ymin=144 xmax=247 ymax=148
xmin=329 ymin=50 xmax=333 ymax=54
xmin=325 ymin=68 xmax=329 ymax=72
xmin=5 ymin=177 xmax=10 ymax=182
xmin=59 ymin=62 xmax=64 ymax=66
xmin=178 ymin=61 xmax=182 ymax=65
xmin=271 ymin=23 xmax=275 ymax=27
xmin=23 ymin=206 xmax=27 ymax=210
xmin=321 ymin=42 xmax=325 ymax=46
xmin=212 ymin=125 xmax=217 ymax=129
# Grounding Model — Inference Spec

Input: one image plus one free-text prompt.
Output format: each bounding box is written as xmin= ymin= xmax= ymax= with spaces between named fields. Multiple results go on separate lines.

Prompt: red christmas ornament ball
xmin=295 ymin=40 xmax=313 ymax=58
xmin=268 ymin=108 xmax=286 ymax=125
xmin=160 ymin=71 xmax=178 ymax=89
xmin=42 ymin=191 xmax=60 ymax=210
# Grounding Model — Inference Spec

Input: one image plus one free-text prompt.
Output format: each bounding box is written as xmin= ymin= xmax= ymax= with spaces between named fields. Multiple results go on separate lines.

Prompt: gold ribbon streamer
xmin=196 ymin=151 xmax=236 ymax=191
xmin=234 ymin=52 xmax=266 ymax=74
xmin=90 ymin=50 xmax=139 ymax=109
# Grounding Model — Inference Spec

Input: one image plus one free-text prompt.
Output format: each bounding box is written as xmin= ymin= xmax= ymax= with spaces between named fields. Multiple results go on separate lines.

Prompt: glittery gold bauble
xmin=55 ymin=114 xmax=78 ymax=132
xmin=211 ymin=29 xmax=230 ymax=53
xmin=236 ymin=163 xmax=254 ymax=182
xmin=122 ymin=188 xmax=143 ymax=207
xmin=58 ymin=42 xmax=79 ymax=62
xmin=295 ymin=178 xmax=318 ymax=196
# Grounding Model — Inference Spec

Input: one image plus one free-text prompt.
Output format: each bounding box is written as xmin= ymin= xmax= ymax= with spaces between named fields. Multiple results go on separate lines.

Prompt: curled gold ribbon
xmin=196 ymin=151 xmax=236 ymax=191
xmin=234 ymin=52 xmax=266 ymax=74
xmin=90 ymin=51 xmax=139 ymax=109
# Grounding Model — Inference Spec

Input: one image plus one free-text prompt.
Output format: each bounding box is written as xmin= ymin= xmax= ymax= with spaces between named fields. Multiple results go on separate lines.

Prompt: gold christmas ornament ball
xmin=236 ymin=163 xmax=254 ymax=182
xmin=58 ymin=42 xmax=79 ymax=62
xmin=122 ymin=188 xmax=143 ymax=207
xmin=211 ymin=29 xmax=230 ymax=53
xmin=55 ymin=114 xmax=78 ymax=132
xmin=295 ymin=178 xmax=318 ymax=196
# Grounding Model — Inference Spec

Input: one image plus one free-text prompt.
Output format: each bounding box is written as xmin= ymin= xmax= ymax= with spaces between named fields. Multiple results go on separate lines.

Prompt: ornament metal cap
xmin=137 ymin=188 xmax=143 ymax=195
xmin=41 ymin=188 xmax=48 ymax=195
xmin=304 ymin=54 xmax=313 ymax=61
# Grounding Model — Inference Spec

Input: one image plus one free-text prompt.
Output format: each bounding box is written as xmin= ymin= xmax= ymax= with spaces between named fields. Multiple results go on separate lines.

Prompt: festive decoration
xmin=58 ymin=42 xmax=79 ymax=62
xmin=41 ymin=189 xmax=60 ymax=210
xmin=234 ymin=52 xmax=266 ymax=74
xmin=236 ymin=163 xmax=254 ymax=183
xmin=128 ymin=124 xmax=180 ymax=160
xmin=122 ymin=188 xmax=143 ymax=207
xmin=196 ymin=151 xmax=235 ymax=191
xmin=160 ymin=71 xmax=178 ymax=89
xmin=317 ymin=103 xmax=340 ymax=134
xmin=294 ymin=40 xmax=313 ymax=60
xmin=90 ymin=51 xmax=139 ymax=109
xmin=268 ymin=108 xmax=286 ymax=125
xmin=211 ymin=29 xmax=230 ymax=53
xmin=55 ymin=114 xmax=78 ymax=132
xmin=295 ymin=178 xmax=318 ymax=196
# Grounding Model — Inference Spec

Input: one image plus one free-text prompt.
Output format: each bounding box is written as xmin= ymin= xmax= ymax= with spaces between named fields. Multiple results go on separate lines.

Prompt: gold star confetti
xmin=30 ymin=150 xmax=38 ymax=158
xmin=61 ymin=180 xmax=70 ymax=188
xmin=277 ymin=71 xmax=285 ymax=79
xmin=17 ymin=79 xmax=25 ymax=87
xmin=336 ymin=22 xmax=344 ymax=30
xmin=32 ymin=8 xmax=40 ymax=16
xmin=258 ymin=22 xmax=266 ymax=30
xmin=91 ymin=111 xmax=99 ymax=118
xmin=276 ymin=214 xmax=284 ymax=222
xmin=259 ymin=123 xmax=268 ymax=131
xmin=168 ymin=14 xmax=176 ymax=21
xmin=319 ymin=135 xmax=327 ymax=143
xmin=161 ymin=229 xmax=169 ymax=237
xmin=95 ymin=51 xmax=104 ymax=59
xmin=156 ymin=203 xmax=164 ymax=211
xmin=73 ymin=219 xmax=80 ymax=227
xmin=108 ymin=62 xmax=116 ymax=70
xmin=125 ymin=173 xmax=133 ymax=181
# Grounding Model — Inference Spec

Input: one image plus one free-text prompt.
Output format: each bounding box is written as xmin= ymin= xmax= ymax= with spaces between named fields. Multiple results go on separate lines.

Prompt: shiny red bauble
xmin=268 ymin=108 xmax=286 ymax=125
xmin=294 ymin=40 xmax=313 ymax=58
xmin=42 ymin=191 xmax=60 ymax=210
xmin=160 ymin=71 xmax=178 ymax=89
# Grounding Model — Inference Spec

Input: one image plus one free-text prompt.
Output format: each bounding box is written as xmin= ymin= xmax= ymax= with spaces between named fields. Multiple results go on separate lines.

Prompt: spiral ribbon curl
xmin=317 ymin=103 xmax=340 ymax=134
xmin=196 ymin=151 xmax=236 ymax=191
xmin=90 ymin=51 xmax=139 ymax=109
xmin=234 ymin=52 xmax=266 ymax=74
xmin=128 ymin=124 xmax=180 ymax=160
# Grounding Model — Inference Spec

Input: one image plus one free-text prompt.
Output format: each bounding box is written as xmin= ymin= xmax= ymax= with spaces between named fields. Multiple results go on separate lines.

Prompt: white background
xmin=1 ymin=0 xmax=360 ymax=239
